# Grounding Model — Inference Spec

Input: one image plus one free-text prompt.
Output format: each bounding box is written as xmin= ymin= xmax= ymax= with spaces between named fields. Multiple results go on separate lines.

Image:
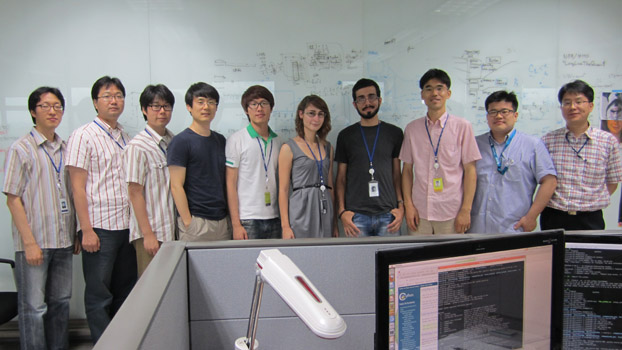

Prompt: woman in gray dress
xmin=278 ymin=95 xmax=338 ymax=238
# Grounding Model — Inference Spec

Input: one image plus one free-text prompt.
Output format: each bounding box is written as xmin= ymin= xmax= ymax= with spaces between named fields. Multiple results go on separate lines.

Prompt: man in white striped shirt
xmin=3 ymin=86 xmax=77 ymax=350
xmin=125 ymin=84 xmax=176 ymax=278
xmin=66 ymin=76 xmax=137 ymax=343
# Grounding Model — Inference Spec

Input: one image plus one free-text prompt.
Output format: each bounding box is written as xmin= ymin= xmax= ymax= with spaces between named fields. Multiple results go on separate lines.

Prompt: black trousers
xmin=540 ymin=207 xmax=605 ymax=231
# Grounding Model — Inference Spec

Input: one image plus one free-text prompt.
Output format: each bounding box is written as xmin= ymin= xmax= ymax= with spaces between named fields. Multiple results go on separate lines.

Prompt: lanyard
xmin=144 ymin=128 xmax=167 ymax=156
xmin=359 ymin=122 xmax=381 ymax=179
xmin=30 ymin=131 xmax=62 ymax=183
xmin=256 ymin=138 xmax=273 ymax=183
xmin=489 ymin=129 xmax=516 ymax=175
xmin=425 ymin=114 xmax=449 ymax=168
xmin=565 ymin=133 xmax=589 ymax=159
xmin=304 ymin=138 xmax=325 ymax=189
xmin=94 ymin=120 xmax=126 ymax=150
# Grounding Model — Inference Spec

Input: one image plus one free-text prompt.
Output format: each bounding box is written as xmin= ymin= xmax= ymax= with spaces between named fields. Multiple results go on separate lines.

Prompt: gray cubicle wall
xmin=95 ymin=236 xmax=469 ymax=349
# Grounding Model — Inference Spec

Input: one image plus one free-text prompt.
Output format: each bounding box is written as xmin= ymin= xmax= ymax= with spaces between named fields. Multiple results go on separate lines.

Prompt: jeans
xmin=352 ymin=212 xmax=399 ymax=237
xmin=80 ymin=228 xmax=137 ymax=343
xmin=15 ymin=246 xmax=73 ymax=350
xmin=241 ymin=218 xmax=282 ymax=239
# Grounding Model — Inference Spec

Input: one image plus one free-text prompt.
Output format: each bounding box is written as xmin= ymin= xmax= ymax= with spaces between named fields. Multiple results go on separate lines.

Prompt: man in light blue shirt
xmin=470 ymin=91 xmax=557 ymax=233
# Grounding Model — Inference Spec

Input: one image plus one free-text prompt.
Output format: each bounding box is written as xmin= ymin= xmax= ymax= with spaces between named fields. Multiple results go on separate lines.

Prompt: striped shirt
xmin=3 ymin=127 xmax=76 ymax=251
xmin=542 ymin=126 xmax=622 ymax=212
xmin=125 ymin=126 xmax=176 ymax=243
xmin=66 ymin=118 xmax=130 ymax=230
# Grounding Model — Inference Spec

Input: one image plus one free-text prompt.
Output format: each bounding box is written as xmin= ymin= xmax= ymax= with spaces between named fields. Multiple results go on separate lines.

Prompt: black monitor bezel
xmin=375 ymin=230 xmax=565 ymax=350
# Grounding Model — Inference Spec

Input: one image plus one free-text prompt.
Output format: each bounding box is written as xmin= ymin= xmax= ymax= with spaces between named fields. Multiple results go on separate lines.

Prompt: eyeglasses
xmin=355 ymin=95 xmax=378 ymax=105
xmin=561 ymin=99 xmax=590 ymax=108
xmin=422 ymin=85 xmax=448 ymax=94
xmin=97 ymin=94 xmax=125 ymax=102
xmin=305 ymin=111 xmax=326 ymax=118
xmin=487 ymin=109 xmax=515 ymax=117
xmin=36 ymin=104 xmax=64 ymax=111
xmin=196 ymin=99 xmax=218 ymax=107
xmin=149 ymin=104 xmax=173 ymax=111
xmin=248 ymin=101 xmax=270 ymax=109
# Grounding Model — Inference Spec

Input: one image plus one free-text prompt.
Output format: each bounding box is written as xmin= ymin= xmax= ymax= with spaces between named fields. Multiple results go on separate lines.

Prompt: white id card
xmin=60 ymin=198 xmax=69 ymax=214
xmin=369 ymin=180 xmax=379 ymax=197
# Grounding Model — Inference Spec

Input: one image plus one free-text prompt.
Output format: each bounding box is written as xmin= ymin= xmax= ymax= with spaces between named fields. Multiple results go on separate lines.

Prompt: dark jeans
xmin=540 ymin=207 xmax=605 ymax=231
xmin=352 ymin=212 xmax=399 ymax=237
xmin=15 ymin=247 xmax=73 ymax=350
xmin=80 ymin=228 xmax=137 ymax=343
xmin=240 ymin=218 xmax=282 ymax=239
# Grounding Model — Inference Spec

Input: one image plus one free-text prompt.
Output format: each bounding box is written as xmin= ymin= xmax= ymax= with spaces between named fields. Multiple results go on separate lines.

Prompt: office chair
xmin=0 ymin=258 xmax=17 ymax=325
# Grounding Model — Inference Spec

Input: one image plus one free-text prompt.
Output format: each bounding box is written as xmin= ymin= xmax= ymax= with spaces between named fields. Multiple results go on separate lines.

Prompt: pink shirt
xmin=66 ymin=118 xmax=130 ymax=231
xmin=400 ymin=113 xmax=481 ymax=221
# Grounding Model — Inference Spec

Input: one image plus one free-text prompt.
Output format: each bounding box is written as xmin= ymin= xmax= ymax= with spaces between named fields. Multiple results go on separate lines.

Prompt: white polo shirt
xmin=225 ymin=124 xmax=281 ymax=220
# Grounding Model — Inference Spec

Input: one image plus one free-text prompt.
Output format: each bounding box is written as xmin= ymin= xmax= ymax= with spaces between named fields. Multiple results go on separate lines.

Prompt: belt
xmin=292 ymin=183 xmax=332 ymax=191
xmin=550 ymin=207 xmax=601 ymax=216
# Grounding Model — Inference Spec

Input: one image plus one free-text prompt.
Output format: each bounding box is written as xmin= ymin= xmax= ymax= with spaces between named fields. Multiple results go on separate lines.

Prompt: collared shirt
xmin=542 ymin=126 xmax=622 ymax=212
xmin=225 ymin=124 xmax=281 ymax=220
xmin=125 ymin=125 xmax=176 ymax=243
xmin=399 ymin=113 xmax=481 ymax=221
xmin=66 ymin=117 xmax=130 ymax=230
xmin=470 ymin=130 xmax=556 ymax=233
xmin=3 ymin=127 xmax=76 ymax=251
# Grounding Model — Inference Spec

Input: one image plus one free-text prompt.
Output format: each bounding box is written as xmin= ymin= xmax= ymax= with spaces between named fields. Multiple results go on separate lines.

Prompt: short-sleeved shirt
xmin=542 ymin=126 xmax=622 ymax=212
xmin=334 ymin=121 xmax=403 ymax=216
xmin=470 ymin=130 xmax=556 ymax=233
xmin=3 ymin=127 xmax=76 ymax=251
xmin=167 ymin=127 xmax=227 ymax=220
xmin=66 ymin=118 xmax=130 ymax=231
xmin=399 ymin=113 xmax=481 ymax=221
xmin=225 ymin=124 xmax=281 ymax=220
xmin=125 ymin=125 xmax=176 ymax=243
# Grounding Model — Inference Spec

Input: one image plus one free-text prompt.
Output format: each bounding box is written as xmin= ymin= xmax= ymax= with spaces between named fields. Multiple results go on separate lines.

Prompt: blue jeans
xmin=15 ymin=246 xmax=73 ymax=350
xmin=80 ymin=228 xmax=137 ymax=343
xmin=241 ymin=218 xmax=282 ymax=239
xmin=352 ymin=212 xmax=399 ymax=237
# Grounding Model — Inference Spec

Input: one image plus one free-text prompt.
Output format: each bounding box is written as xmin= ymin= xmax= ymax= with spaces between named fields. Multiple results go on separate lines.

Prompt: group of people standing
xmin=5 ymin=68 xmax=622 ymax=348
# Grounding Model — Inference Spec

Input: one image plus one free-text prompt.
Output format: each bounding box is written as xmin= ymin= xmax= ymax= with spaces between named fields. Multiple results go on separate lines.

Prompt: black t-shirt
xmin=167 ymin=128 xmax=228 ymax=220
xmin=334 ymin=121 xmax=403 ymax=215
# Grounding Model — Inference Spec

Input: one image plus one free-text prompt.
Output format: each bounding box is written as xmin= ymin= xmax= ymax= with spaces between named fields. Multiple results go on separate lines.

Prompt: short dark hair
xmin=419 ymin=68 xmax=451 ymax=89
xmin=558 ymin=80 xmax=594 ymax=103
xmin=485 ymin=90 xmax=518 ymax=111
xmin=185 ymin=82 xmax=219 ymax=106
xmin=139 ymin=84 xmax=175 ymax=120
xmin=241 ymin=85 xmax=275 ymax=117
xmin=295 ymin=95 xmax=332 ymax=141
xmin=28 ymin=86 xmax=65 ymax=124
xmin=91 ymin=76 xmax=125 ymax=100
xmin=352 ymin=78 xmax=381 ymax=102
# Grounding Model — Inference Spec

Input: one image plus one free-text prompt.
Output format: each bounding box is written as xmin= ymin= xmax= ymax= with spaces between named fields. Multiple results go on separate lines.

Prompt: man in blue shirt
xmin=470 ymin=91 xmax=557 ymax=233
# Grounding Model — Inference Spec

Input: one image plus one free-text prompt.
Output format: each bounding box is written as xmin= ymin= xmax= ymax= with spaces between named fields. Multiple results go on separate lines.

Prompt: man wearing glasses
xmin=66 ymin=76 xmax=136 ymax=343
xmin=335 ymin=78 xmax=404 ymax=237
xmin=226 ymin=85 xmax=282 ymax=240
xmin=4 ymin=87 xmax=76 ymax=349
xmin=541 ymin=80 xmax=622 ymax=230
xmin=168 ymin=82 xmax=231 ymax=241
xmin=400 ymin=68 xmax=481 ymax=235
xmin=469 ymin=91 xmax=557 ymax=234
xmin=125 ymin=84 xmax=176 ymax=278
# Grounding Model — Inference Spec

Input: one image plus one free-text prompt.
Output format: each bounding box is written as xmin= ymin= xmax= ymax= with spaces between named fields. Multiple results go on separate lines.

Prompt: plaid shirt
xmin=542 ymin=126 xmax=622 ymax=212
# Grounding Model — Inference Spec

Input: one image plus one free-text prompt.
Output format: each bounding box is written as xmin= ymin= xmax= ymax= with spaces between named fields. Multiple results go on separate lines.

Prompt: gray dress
xmin=287 ymin=138 xmax=333 ymax=238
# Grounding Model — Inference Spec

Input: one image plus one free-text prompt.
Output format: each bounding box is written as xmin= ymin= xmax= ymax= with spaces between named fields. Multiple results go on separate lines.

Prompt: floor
xmin=0 ymin=320 xmax=93 ymax=349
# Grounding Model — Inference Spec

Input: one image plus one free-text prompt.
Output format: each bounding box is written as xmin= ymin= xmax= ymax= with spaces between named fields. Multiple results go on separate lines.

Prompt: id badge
xmin=264 ymin=191 xmax=271 ymax=206
xmin=433 ymin=177 xmax=444 ymax=192
xmin=369 ymin=180 xmax=380 ymax=197
xmin=59 ymin=198 xmax=69 ymax=214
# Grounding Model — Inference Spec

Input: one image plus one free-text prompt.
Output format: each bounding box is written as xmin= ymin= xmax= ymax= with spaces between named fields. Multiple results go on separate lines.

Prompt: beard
xmin=357 ymin=105 xmax=379 ymax=119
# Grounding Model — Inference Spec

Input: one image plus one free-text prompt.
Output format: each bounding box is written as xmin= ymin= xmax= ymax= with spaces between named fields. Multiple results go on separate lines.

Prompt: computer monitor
xmin=564 ymin=232 xmax=622 ymax=349
xmin=375 ymin=231 xmax=565 ymax=350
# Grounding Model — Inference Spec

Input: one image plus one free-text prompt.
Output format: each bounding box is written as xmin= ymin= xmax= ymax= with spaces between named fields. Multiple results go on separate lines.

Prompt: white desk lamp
xmin=234 ymin=249 xmax=347 ymax=349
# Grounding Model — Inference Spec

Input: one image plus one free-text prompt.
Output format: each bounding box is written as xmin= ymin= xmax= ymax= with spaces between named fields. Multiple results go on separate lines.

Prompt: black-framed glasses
xmin=97 ymin=94 xmax=125 ymax=102
xmin=487 ymin=109 xmax=515 ymax=117
xmin=149 ymin=104 xmax=173 ymax=111
xmin=248 ymin=101 xmax=270 ymax=109
xmin=36 ymin=104 xmax=64 ymax=111
xmin=355 ymin=95 xmax=378 ymax=105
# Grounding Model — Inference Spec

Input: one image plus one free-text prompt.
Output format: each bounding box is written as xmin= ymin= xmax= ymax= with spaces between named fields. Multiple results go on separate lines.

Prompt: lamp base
xmin=234 ymin=337 xmax=259 ymax=350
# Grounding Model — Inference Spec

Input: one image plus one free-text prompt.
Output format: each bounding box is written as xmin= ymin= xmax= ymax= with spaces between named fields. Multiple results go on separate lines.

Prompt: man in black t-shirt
xmin=335 ymin=78 xmax=404 ymax=237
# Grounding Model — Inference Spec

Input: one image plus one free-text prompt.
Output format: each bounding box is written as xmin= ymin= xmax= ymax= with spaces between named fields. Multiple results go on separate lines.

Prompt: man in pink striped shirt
xmin=66 ymin=76 xmax=136 ymax=343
